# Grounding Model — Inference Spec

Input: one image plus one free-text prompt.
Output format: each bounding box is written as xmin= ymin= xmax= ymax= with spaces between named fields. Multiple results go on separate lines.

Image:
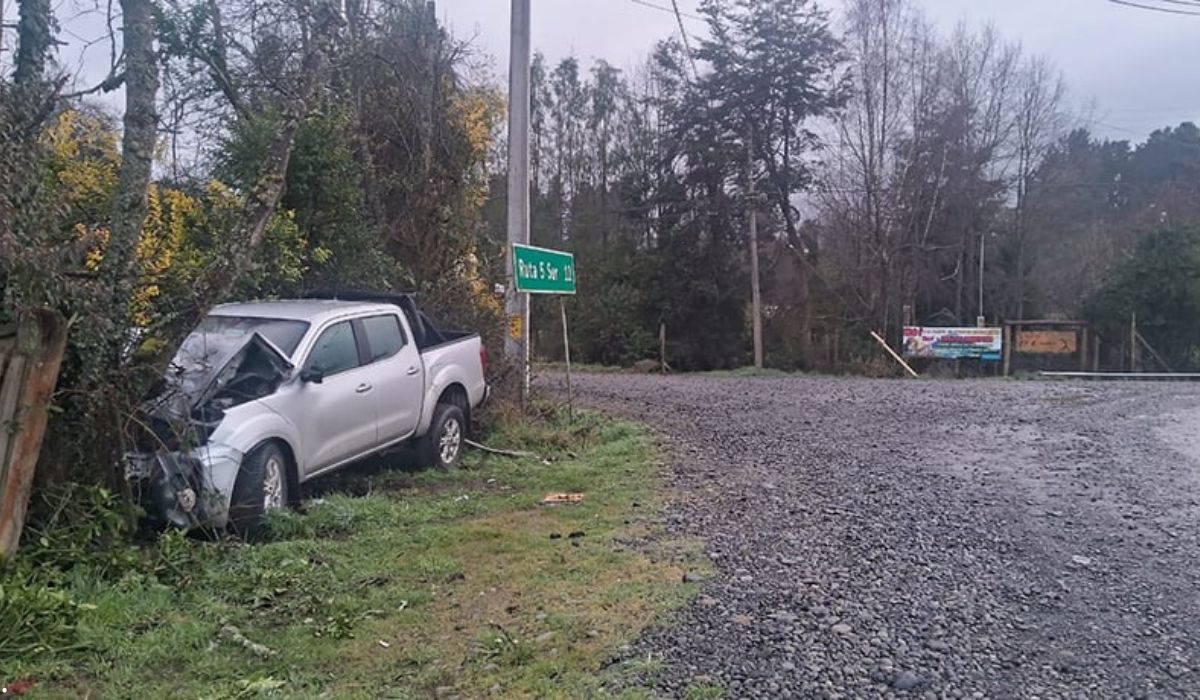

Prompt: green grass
xmin=4 ymin=411 xmax=709 ymax=699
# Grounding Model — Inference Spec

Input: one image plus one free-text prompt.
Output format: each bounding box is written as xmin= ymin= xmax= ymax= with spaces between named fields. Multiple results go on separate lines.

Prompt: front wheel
xmin=228 ymin=442 xmax=290 ymax=537
xmin=419 ymin=402 xmax=466 ymax=469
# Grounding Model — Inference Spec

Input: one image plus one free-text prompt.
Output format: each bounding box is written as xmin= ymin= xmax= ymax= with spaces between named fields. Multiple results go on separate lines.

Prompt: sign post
xmin=513 ymin=244 xmax=577 ymax=417
xmin=559 ymin=298 xmax=573 ymax=421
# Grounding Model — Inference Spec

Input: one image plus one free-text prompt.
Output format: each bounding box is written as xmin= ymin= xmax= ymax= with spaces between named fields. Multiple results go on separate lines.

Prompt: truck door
xmin=295 ymin=320 xmax=379 ymax=473
xmin=357 ymin=313 xmax=424 ymax=443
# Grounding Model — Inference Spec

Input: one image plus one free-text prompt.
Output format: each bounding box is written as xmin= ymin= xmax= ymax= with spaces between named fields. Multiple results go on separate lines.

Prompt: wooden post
xmin=1093 ymin=334 xmax=1100 ymax=372
xmin=560 ymin=297 xmax=573 ymax=422
xmin=1130 ymin=312 xmax=1138 ymax=372
xmin=0 ymin=310 xmax=69 ymax=559
xmin=1079 ymin=328 xmax=1089 ymax=372
xmin=870 ymin=330 xmax=919 ymax=378
xmin=1002 ymin=323 xmax=1013 ymax=377
xmin=659 ymin=322 xmax=668 ymax=374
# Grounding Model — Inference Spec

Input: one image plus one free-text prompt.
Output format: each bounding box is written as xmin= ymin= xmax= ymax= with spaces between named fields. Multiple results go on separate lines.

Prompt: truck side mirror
xmin=300 ymin=367 xmax=325 ymax=384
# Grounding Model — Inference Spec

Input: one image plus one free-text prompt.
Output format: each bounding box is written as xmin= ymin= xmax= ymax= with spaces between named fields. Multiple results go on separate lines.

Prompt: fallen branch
xmin=218 ymin=625 xmax=277 ymax=659
xmin=464 ymin=439 xmax=538 ymax=460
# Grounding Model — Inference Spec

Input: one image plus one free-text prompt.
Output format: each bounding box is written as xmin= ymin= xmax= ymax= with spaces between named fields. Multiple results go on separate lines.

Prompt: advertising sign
xmin=1016 ymin=330 xmax=1077 ymax=355
xmin=903 ymin=326 xmax=1003 ymax=361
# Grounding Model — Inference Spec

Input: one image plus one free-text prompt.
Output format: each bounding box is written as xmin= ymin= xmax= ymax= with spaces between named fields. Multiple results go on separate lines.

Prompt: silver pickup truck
xmin=126 ymin=292 xmax=489 ymax=533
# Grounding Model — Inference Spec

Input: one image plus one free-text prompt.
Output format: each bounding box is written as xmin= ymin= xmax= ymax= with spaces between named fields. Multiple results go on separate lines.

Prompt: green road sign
xmin=513 ymin=243 xmax=576 ymax=294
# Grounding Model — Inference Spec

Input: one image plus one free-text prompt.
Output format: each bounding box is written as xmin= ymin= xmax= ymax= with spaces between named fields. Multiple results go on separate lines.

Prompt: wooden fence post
xmin=0 ymin=310 xmax=69 ymax=559
xmin=659 ymin=322 xmax=669 ymax=374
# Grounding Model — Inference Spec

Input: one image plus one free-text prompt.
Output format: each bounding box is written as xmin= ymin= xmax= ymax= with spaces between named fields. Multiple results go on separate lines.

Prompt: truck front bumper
xmin=125 ymin=443 xmax=244 ymax=529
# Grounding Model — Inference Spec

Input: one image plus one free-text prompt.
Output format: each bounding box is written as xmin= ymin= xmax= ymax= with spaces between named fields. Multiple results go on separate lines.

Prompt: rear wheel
xmin=228 ymin=442 xmax=290 ymax=537
xmin=419 ymin=402 xmax=466 ymax=469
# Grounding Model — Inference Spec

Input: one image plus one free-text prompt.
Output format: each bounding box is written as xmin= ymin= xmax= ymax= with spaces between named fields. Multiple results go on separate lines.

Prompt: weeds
xmin=475 ymin=624 xmax=536 ymax=667
xmin=21 ymin=484 xmax=141 ymax=579
xmin=0 ymin=569 xmax=92 ymax=658
xmin=1 ymin=409 xmax=701 ymax=697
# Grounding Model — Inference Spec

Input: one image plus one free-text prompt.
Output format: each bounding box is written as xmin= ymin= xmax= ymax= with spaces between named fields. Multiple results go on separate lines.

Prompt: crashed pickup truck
xmin=126 ymin=292 xmax=489 ymax=533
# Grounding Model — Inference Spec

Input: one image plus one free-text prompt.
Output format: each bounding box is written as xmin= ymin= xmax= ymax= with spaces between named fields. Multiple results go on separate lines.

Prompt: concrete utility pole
xmin=505 ymin=0 xmax=531 ymax=401
xmin=1 ymin=0 xmax=7 ymax=71
xmin=747 ymin=132 xmax=764 ymax=369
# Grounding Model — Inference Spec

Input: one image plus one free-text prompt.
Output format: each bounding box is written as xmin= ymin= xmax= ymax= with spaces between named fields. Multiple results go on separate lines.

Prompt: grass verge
xmin=3 ymin=409 xmax=704 ymax=698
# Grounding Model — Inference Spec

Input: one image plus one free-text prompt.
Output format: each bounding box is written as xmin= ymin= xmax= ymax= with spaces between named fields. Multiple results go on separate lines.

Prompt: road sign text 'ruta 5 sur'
xmin=512 ymin=243 xmax=576 ymax=295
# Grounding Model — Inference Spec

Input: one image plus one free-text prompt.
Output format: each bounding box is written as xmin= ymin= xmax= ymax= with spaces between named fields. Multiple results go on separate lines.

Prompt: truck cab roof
xmin=210 ymin=299 xmax=401 ymax=326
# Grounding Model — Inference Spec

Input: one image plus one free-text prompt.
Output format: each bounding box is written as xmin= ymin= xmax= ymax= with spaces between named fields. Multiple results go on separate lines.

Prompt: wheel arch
xmin=437 ymin=382 xmax=470 ymax=424
xmin=251 ymin=437 xmax=300 ymax=504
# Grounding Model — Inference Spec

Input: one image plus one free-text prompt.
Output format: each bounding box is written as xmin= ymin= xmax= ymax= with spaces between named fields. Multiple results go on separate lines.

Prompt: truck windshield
xmin=167 ymin=317 xmax=309 ymax=396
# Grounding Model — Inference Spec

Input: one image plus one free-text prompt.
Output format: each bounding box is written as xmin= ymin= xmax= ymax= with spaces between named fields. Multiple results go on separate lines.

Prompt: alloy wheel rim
xmin=263 ymin=456 xmax=284 ymax=510
xmin=439 ymin=417 xmax=462 ymax=465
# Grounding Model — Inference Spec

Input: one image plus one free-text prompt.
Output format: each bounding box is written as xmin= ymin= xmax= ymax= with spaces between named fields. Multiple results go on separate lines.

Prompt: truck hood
xmin=145 ymin=332 xmax=293 ymax=428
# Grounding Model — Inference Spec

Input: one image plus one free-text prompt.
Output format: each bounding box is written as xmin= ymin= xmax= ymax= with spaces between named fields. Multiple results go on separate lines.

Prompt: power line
xmin=670 ymin=0 xmax=701 ymax=82
xmin=623 ymin=0 xmax=704 ymax=22
xmin=1107 ymin=0 xmax=1200 ymax=15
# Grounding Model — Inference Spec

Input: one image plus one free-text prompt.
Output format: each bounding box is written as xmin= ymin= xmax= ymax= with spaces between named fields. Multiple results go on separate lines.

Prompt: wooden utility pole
xmin=505 ymin=0 xmax=532 ymax=401
xmin=747 ymin=132 xmax=763 ymax=369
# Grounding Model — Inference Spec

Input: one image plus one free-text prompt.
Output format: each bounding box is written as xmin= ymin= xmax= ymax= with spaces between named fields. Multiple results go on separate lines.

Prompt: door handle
xmin=406 ymin=367 xmax=420 ymax=376
xmin=355 ymin=383 xmax=373 ymax=393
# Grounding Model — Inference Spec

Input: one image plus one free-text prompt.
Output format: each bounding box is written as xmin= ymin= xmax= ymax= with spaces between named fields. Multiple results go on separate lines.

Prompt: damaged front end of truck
xmin=125 ymin=333 xmax=291 ymax=529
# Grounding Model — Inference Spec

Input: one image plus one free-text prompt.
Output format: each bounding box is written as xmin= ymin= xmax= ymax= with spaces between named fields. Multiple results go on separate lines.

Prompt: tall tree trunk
xmin=101 ymin=0 xmax=159 ymax=322
xmin=13 ymin=0 xmax=53 ymax=87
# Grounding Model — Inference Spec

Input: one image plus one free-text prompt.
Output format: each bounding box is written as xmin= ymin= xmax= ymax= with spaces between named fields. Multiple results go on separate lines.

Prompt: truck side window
xmin=306 ymin=321 xmax=360 ymax=375
xmin=362 ymin=314 xmax=407 ymax=363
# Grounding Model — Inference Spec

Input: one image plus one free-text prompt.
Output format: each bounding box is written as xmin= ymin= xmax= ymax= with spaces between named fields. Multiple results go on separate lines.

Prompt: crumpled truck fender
xmin=208 ymin=404 xmax=305 ymax=476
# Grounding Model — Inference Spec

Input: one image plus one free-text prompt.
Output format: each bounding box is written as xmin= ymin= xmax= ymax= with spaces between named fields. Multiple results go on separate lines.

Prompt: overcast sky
xmin=438 ymin=0 xmax=1200 ymax=143
xmin=10 ymin=0 xmax=1198 ymax=143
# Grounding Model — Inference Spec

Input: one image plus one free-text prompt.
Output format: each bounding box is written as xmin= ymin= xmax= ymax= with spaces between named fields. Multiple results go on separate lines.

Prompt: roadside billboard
xmin=1016 ymin=330 xmax=1077 ymax=355
xmin=903 ymin=326 xmax=1003 ymax=361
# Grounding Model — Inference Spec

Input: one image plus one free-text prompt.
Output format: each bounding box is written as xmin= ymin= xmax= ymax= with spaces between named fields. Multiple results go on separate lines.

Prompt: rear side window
xmin=306 ymin=321 xmax=360 ymax=376
xmin=362 ymin=314 xmax=407 ymax=362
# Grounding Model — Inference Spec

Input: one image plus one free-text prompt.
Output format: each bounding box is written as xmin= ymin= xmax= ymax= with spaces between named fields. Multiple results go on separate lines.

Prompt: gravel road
xmin=562 ymin=374 xmax=1200 ymax=699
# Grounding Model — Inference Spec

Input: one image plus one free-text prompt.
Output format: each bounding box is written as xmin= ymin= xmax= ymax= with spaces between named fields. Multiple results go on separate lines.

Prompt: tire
xmin=418 ymin=402 xmax=466 ymax=469
xmin=228 ymin=441 xmax=290 ymax=537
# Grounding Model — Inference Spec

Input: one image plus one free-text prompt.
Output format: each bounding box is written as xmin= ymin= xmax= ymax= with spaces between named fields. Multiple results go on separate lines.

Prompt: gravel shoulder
xmin=557 ymin=374 xmax=1200 ymax=699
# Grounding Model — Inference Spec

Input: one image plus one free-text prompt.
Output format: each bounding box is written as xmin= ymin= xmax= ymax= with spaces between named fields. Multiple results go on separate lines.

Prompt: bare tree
xmin=822 ymin=0 xmax=919 ymax=335
xmin=1008 ymin=55 xmax=1068 ymax=318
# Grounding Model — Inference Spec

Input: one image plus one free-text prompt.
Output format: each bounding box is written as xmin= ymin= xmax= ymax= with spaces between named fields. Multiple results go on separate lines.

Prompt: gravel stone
xmin=554 ymin=374 xmax=1200 ymax=698
xmin=894 ymin=670 xmax=923 ymax=690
